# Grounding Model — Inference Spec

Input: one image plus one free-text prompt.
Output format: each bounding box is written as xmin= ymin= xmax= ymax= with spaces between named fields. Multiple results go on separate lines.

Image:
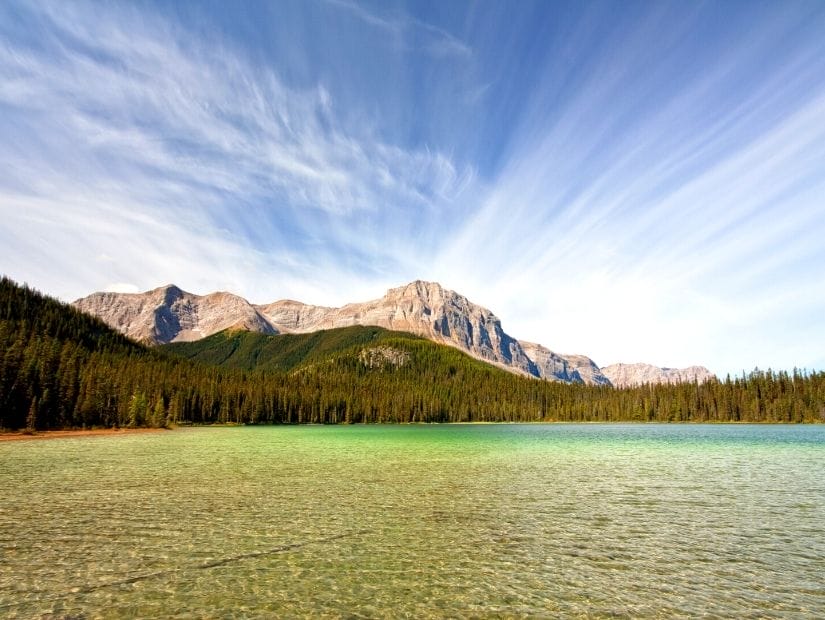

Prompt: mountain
xmin=74 ymin=285 xmax=275 ymax=344
xmin=601 ymin=363 xmax=715 ymax=388
xmin=75 ymin=280 xmax=611 ymax=384
xmin=74 ymin=279 xmax=714 ymax=387
xmin=261 ymin=281 xmax=552 ymax=378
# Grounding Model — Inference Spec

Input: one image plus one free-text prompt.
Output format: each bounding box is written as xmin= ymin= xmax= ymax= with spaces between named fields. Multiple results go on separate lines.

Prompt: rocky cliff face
xmin=518 ymin=341 xmax=612 ymax=385
xmin=73 ymin=285 xmax=276 ymax=344
xmin=73 ymin=280 xmax=710 ymax=387
xmin=600 ymin=363 xmax=715 ymax=387
xmin=255 ymin=299 xmax=333 ymax=332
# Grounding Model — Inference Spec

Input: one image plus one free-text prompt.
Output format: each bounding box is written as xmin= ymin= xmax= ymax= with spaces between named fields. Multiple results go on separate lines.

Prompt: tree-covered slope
xmin=163 ymin=326 xmax=432 ymax=372
xmin=1 ymin=276 xmax=170 ymax=430
xmin=1 ymin=276 xmax=145 ymax=356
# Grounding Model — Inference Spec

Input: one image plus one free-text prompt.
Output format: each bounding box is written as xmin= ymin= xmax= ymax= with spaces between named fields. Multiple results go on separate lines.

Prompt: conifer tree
xmin=25 ymin=396 xmax=37 ymax=433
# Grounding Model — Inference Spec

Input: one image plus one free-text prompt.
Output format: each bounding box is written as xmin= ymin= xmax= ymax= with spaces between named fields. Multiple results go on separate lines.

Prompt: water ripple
xmin=1 ymin=424 xmax=823 ymax=618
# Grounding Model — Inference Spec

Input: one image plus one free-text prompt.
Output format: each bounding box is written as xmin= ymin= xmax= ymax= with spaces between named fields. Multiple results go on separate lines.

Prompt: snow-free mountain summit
xmin=74 ymin=280 xmax=712 ymax=387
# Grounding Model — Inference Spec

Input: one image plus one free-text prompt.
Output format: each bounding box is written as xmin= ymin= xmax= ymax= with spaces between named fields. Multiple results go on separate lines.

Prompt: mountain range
xmin=73 ymin=280 xmax=714 ymax=387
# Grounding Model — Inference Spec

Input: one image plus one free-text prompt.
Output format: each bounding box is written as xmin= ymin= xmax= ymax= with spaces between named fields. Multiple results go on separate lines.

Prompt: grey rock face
xmin=255 ymin=299 xmax=333 ymax=332
xmin=518 ymin=341 xmax=611 ymax=385
xmin=600 ymin=363 xmax=715 ymax=387
xmin=359 ymin=346 xmax=411 ymax=369
xmin=73 ymin=284 xmax=276 ymax=344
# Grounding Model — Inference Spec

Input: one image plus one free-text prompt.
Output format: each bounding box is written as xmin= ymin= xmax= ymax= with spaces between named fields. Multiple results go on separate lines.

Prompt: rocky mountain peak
xmin=154 ymin=283 xmax=182 ymax=293
xmin=390 ymin=279 xmax=444 ymax=297
xmin=74 ymin=285 xmax=275 ymax=344
xmin=156 ymin=284 xmax=184 ymax=305
xmin=385 ymin=280 xmax=457 ymax=310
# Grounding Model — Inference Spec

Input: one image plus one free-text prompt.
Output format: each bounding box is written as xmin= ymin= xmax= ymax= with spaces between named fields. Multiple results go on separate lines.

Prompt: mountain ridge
xmin=74 ymin=280 xmax=713 ymax=386
xmin=601 ymin=363 xmax=715 ymax=388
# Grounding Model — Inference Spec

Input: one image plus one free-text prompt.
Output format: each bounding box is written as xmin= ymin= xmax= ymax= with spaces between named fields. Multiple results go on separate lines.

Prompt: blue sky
xmin=2 ymin=0 xmax=825 ymax=377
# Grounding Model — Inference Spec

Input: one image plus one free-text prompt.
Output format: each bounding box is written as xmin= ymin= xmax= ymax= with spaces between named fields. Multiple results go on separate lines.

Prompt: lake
xmin=1 ymin=424 xmax=823 ymax=618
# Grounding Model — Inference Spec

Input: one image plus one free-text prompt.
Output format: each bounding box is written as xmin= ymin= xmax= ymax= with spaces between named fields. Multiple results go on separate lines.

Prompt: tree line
xmin=2 ymin=276 xmax=824 ymax=430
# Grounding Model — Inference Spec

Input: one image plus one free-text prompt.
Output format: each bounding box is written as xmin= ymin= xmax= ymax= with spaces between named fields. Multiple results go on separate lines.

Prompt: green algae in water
xmin=1 ymin=424 xmax=824 ymax=618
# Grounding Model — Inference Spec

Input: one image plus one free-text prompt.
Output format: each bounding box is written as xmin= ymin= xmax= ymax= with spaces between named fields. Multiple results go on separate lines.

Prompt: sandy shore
xmin=0 ymin=427 xmax=169 ymax=442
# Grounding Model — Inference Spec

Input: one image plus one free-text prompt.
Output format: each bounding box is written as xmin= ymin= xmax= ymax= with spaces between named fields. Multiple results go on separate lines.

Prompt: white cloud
xmin=323 ymin=0 xmax=472 ymax=59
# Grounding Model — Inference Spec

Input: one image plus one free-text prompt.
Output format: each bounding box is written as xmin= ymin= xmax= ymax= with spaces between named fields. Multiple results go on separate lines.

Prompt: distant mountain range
xmin=600 ymin=363 xmax=716 ymax=387
xmin=74 ymin=280 xmax=714 ymax=387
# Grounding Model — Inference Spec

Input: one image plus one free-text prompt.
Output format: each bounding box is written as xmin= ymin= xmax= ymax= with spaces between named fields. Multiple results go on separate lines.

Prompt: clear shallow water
xmin=1 ymin=424 xmax=824 ymax=618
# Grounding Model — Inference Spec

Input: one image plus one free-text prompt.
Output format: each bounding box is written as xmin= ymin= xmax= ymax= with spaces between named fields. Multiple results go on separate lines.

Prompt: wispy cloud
xmin=0 ymin=1 xmax=473 ymax=304
xmin=324 ymin=0 xmax=472 ymax=59
xmin=0 ymin=4 xmax=463 ymax=216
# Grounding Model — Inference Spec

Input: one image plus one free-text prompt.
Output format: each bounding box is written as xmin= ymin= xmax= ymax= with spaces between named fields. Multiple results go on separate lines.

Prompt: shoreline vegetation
xmin=2 ymin=277 xmax=825 ymax=431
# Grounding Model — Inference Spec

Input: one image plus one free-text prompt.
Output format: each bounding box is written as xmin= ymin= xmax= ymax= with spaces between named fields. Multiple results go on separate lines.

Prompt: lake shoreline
xmin=1 ymin=420 xmax=817 ymax=441
xmin=0 ymin=427 xmax=169 ymax=442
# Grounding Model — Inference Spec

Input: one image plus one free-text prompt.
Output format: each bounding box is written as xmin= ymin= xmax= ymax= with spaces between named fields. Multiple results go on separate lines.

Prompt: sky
xmin=2 ymin=0 xmax=825 ymax=377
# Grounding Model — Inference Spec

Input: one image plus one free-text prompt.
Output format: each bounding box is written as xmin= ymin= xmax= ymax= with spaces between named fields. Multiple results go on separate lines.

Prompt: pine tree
xmin=128 ymin=392 xmax=148 ymax=428
xmin=25 ymin=396 xmax=37 ymax=433
xmin=150 ymin=395 xmax=166 ymax=428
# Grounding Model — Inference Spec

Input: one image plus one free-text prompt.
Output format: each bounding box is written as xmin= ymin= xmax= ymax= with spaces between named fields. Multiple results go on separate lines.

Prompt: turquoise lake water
xmin=1 ymin=424 xmax=823 ymax=618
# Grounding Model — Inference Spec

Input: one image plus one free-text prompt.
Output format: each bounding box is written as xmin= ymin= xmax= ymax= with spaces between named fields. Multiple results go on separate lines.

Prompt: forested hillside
xmin=163 ymin=326 xmax=428 ymax=372
xmin=2 ymin=276 xmax=824 ymax=430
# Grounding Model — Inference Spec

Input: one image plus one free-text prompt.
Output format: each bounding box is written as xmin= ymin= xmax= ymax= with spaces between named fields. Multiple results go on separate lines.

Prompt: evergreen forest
xmin=2 ymin=276 xmax=824 ymax=431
